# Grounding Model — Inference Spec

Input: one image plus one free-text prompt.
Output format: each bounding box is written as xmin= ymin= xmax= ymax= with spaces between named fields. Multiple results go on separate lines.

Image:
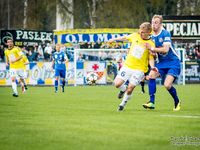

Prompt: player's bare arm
xmin=145 ymin=42 xmax=170 ymax=54
xmin=108 ymin=36 xmax=127 ymax=43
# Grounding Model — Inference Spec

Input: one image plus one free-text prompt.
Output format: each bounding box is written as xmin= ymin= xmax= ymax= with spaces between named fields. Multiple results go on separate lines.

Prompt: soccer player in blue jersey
xmin=51 ymin=44 xmax=68 ymax=93
xmin=142 ymin=15 xmax=181 ymax=111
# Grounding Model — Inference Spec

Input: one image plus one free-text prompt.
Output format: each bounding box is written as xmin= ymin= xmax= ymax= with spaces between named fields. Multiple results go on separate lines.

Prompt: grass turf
xmin=0 ymin=85 xmax=200 ymax=150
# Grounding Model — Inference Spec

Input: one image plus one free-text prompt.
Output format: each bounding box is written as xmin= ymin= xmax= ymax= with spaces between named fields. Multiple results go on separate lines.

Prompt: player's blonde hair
xmin=139 ymin=22 xmax=152 ymax=33
xmin=152 ymin=15 xmax=163 ymax=23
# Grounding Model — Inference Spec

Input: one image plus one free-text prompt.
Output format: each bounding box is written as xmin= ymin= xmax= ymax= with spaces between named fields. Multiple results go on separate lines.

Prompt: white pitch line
xmin=160 ymin=114 xmax=200 ymax=119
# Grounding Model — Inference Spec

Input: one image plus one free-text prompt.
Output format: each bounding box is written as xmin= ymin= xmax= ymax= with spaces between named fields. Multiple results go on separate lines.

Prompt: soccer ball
xmin=86 ymin=72 xmax=98 ymax=85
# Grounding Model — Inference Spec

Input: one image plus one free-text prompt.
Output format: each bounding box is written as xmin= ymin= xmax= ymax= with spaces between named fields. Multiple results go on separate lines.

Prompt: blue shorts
xmin=158 ymin=67 xmax=181 ymax=83
xmin=55 ymin=69 xmax=66 ymax=78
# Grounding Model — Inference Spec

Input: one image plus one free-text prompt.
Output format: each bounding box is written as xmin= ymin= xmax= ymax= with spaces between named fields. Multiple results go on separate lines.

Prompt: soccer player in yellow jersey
xmin=4 ymin=39 xmax=24 ymax=97
xmin=108 ymin=22 xmax=156 ymax=111
xmin=19 ymin=54 xmax=29 ymax=92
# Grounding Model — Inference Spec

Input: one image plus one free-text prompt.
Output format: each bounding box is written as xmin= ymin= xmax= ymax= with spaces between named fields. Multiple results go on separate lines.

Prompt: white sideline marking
xmin=160 ymin=114 xmax=200 ymax=119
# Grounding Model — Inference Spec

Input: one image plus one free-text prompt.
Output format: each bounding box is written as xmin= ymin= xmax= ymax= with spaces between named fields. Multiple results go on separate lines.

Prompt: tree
xmin=95 ymin=0 xmax=150 ymax=28
xmin=0 ymin=0 xmax=200 ymax=30
xmin=0 ymin=0 xmax=9 ymax=29
xmin=23 ymin=0 xmax=28 ymax=29
xmin=0 ymin=0 xmax=24 ymax=29
xmin=57 ymin=0 xmax=74 ymax=29
xmin=86 ymin=0 xmax=104 ymax=28
xmin=26 ymin=0 xmax=56 ymax=30
xmin=0 ymin=0 xmax=56 ymax=30
xmin=177 ymin=0 xmax=200 ymax=15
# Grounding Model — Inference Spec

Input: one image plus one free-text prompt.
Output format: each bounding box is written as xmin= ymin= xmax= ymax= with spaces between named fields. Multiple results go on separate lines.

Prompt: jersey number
xmin=121 ymin=71 xmax=126 ymax=77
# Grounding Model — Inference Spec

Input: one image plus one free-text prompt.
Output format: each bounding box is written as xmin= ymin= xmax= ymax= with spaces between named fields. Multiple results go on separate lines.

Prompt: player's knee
xmin=114 ymin=82 xmax=121 ymax=88
xmin=114 ymin=79 xmax=123 ymax=88
xmin=126 ymin=86 xmax=134 ymax=95
xmin=164 ymin=82 xmax=171 ymax=90
xmin=126 ymin=90 xmax=132 ymax=95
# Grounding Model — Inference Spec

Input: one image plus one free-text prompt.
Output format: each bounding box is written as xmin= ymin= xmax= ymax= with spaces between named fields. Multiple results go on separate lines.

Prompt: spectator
xmin=21 ymin=46 xmax=29 ymax=56
xmin=44 ymin=43 xmax=53 ymax=61
xmin=0 ymin=45 xmax=5 ymax=62
xmin=195 ymin=46 xmax=200 ymax=60
xmin=80 ymin=42 xmax=89 ymax=48
xmin=27 ymin=48 xmax=37 ymax=62
xmin=37 ymin=44 xmax=44 ymax=61
xmin=87 ymin=42 xmax=92 ymax=49
xmin=94 ymin=41 xmax=101 ymax=48
xmin=114 ymin=42 xmax=121 ymax=49
xmin=100 ymin=42 xmax=111 ymax=49
xmin=60 ymin=44 xmax=66 ymax=53
xmin=186 ymin=45 xmax=196 ymax=60
xmin=73 ymin=41 xmax=80 ymax=49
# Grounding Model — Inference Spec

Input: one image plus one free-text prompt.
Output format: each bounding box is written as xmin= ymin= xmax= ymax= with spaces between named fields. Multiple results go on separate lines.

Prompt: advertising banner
xmin=54 ymin=28 xmax=137 ymax=44
xmin=1 ymin=60 xmax=199 ymax=85
xmin=0 ymin=30 xmax=53 ymax=46
xmin=0 ymin=61 xmax=107 ymax=86
xmin=185 ymin=60 xmax=200 ymax=83
xmin=163 ymin=16 xmax=200 ymax=40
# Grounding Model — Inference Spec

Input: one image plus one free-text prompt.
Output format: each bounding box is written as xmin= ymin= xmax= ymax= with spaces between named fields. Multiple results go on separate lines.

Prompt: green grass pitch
xmin=0 ymin=84 xmax=200 ymax=150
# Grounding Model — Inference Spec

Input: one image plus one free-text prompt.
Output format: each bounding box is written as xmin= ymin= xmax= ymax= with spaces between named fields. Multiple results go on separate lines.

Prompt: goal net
xmin=70 ymin=48 xmax=186 ymax=86
xmin=71 ymin=48 xmax=127 ymax=86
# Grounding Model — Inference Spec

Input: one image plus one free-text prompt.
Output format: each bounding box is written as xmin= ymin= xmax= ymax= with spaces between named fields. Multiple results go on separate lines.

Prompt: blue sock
xmin=62 ymin=80 xmax=65 ymax=92
xmin=55 ymin=80 xmax=58 ymax=91
xmin=148 ymin=79 xmax=156 ymax=104
xmin=62 ymin=80 xmax=65 ymax=86
xmin=168 ymin=86 xmax=179 ymax=106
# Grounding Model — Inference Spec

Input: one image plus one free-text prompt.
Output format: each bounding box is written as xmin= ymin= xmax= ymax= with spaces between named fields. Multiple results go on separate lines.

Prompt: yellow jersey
xmin=124 ymin=33 xmax=155 ymax=73
xmin=5 ymin=46 xmax=24 ymax=69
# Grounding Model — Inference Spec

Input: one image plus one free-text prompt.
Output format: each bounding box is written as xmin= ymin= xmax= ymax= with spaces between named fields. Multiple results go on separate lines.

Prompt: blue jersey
xmin=152 ymin=29 xmax=180 ymax=69
xmin=52 ymin=51 xmax=67 ymax=70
